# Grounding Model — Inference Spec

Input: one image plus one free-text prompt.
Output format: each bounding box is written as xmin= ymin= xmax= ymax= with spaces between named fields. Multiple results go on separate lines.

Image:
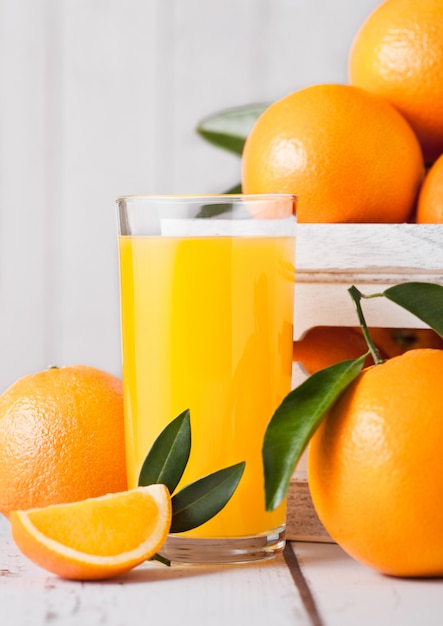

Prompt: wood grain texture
xmin=286 ymin=473 xmax=331 ymax=543
xmin=297 ymin=224 xmax=443 ymax=274
xmin=289 ymin=223 xmax=443 ymax=541
xmin=294 ymin=224 xmax=443 ymax=337
xmin=3 ymin=515 xmax=443 ymax=625
xmin=294 ymin=542 xmax=443 ymax=626
xmin=0 ymin=516 xmax=311 ymax=626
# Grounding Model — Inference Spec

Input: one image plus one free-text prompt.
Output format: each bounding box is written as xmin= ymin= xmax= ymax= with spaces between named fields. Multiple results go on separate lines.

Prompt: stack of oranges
xmin=242 ymin=0 xmax=443 ymax=578
xmin=242 ymin=0 xmax=443 ymax=225
xmin=250 ymin=0 xmax=443 ymax=379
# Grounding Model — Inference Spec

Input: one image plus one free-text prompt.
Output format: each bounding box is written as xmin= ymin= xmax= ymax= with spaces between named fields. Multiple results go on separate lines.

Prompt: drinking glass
xmin=116 ymin=194 xmax=296 ymax=564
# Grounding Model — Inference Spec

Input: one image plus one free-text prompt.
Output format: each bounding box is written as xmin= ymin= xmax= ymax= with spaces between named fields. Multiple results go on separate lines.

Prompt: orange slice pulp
xmin=9 ymin=484 xmax=171 ymax=580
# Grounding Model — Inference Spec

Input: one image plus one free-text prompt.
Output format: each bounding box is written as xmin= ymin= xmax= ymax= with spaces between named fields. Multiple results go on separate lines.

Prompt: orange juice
xmin=119 ymin=234 xmax=295 ymax=538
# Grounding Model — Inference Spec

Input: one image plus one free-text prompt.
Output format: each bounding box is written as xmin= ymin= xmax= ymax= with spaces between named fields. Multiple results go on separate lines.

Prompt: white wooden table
xmin=1 ymin=516 xmax=443 ymax=626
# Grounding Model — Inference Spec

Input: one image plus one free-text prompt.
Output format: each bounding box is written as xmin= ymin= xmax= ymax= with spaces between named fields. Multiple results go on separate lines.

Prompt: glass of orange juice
xmin=116 ymin=194 xmax=296 ymax=564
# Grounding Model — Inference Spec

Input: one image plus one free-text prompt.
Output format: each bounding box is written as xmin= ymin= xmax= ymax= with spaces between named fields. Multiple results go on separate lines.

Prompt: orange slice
xmin=10 ymin=485 xmax=171 ymax=580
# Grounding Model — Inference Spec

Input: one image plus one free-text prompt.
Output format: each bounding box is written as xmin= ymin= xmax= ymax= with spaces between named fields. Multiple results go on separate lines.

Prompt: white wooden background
xmin=0 ymin=0 xmax=381 ymax=392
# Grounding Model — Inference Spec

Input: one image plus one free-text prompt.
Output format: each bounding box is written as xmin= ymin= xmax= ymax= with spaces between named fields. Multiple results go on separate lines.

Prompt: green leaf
xmin=383 ymin=282 xmax=443 ymax=338
xmin=196 ymin=202 xmax=234 ymax=218
xmin=170 ymin=462 xmax=246 ymax=533
xmin=196 ymin=103 xmax=268 ymax=155
xmin=195 ymin=184 xmax=242 ymax=218
xmin=224 ymin=182 xmax=242 ymax=194
xmin=138 ymin=409 xmax=191 ymax=494
xmin=263 ymin=355 xmax=368 ymax=511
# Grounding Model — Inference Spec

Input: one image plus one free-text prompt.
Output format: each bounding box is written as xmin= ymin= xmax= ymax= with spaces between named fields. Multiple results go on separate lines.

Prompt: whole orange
xmin=0 ymin=365 xmax=127 ymax=517
xmin=293 ymin=326 xmax=374 ymax=374
xmin=348 ymin=0 xmax=443 ymax=164
xmin=308 ymin=349 xmax=443 ymax=577
xmin=241 ymin=84 xmax=424 ymax=223
xmin=416 ymin=154 xmax=443 ymax=223
xmin=368 ymin=326 xmax=443 ymax=355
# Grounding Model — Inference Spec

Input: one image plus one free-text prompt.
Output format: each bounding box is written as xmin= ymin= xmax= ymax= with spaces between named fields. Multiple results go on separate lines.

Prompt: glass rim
xmin=116 ymin=193 xmax=297 ymax=204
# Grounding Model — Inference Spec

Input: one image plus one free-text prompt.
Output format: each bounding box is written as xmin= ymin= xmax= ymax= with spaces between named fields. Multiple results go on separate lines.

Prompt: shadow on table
xmin=102 ymin=555 xmax=285 ymax=585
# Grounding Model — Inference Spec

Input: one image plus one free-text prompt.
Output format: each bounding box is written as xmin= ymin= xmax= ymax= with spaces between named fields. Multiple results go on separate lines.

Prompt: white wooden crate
xmin=287 ymin=224 xmax=443 ymax=541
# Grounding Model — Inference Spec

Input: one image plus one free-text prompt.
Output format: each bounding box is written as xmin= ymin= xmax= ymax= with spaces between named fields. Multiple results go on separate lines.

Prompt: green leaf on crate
xmin=196 ymin=103 xmax=268 ymax=155
xmin=383 ymin=282 xmax=443 ymax=338
xmin=196 ymin=202 xmax=234 ymax=218
xmin=170 ymin=462 xmax=246 ymax=533
xmin=138 ymin=409 xmax=191 ymax=495
xmin=263 ymin=354 xmax=368 ymax=512
xmin=196 ymin=184 xmax=242 ymax=218
xmin=224 ymin=182 xmax=242 ymax=194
